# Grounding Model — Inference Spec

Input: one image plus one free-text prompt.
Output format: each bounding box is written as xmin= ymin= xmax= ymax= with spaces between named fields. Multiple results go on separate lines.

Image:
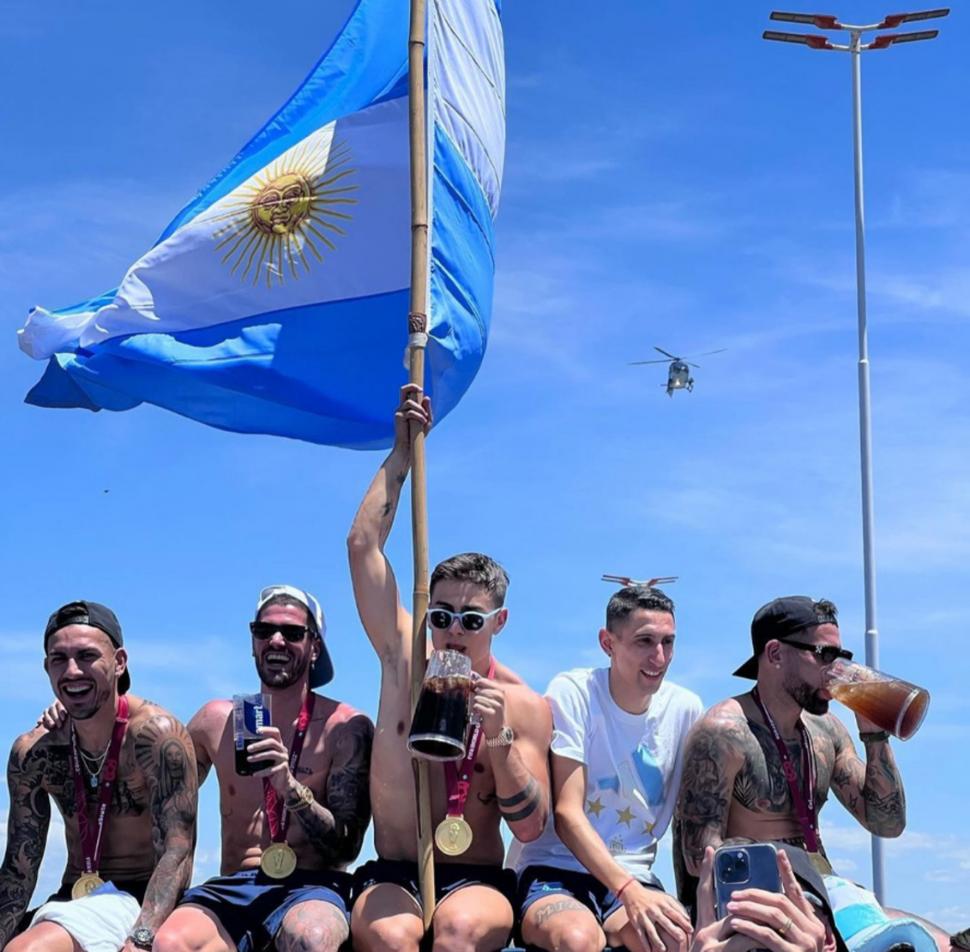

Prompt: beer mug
xmin=824 ymin=659 xmax=930 ymax=741
xmin=407 ymin=649 xmax=472 ymax=761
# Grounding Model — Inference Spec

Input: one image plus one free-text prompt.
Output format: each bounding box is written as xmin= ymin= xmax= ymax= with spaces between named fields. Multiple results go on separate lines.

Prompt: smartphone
xmin=713 ymin=843 xmax=782 ymax=919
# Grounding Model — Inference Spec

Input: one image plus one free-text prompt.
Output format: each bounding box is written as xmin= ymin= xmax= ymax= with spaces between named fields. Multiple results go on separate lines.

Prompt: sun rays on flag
xmin=208 ymin=128 xmax=357 ymax=286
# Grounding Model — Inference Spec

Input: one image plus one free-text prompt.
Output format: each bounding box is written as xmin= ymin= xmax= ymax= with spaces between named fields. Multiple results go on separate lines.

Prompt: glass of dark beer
xmin=408 ymin=650 xmax=472 ymax=761
xmin=824 ymin=659 xmax=930 ymax=741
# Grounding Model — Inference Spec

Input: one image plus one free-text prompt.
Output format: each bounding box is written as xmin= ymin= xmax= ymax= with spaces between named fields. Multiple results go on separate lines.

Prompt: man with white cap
xmin=153 ymin=585 xmax=374 ymax=952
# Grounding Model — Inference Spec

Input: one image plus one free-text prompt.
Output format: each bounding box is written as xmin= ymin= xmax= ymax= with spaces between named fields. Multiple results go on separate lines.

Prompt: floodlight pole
xmin=764 ymin=7 xmax=947 ymax=906
xmin=848 ymin=27 xmax=885 ymax=903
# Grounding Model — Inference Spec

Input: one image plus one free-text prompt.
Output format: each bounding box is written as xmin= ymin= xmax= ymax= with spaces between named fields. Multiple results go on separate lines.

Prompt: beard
xmin=787 ymin=677 xmax=830 ymax=716
xmin=255 ymin=650 xmax=310 ymax=689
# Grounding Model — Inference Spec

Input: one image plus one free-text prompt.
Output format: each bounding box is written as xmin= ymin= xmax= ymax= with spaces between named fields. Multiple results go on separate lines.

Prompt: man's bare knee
xmin=351 ymin=916 xmax=423 ymax=952
xmin=277 ymin=900 xmax=349 ymax=952
xmin=5 ymin=922 xmax=81 ymax=952
xmin=432 ymin=898 xmax=513 ymax=952
xmin=154 ymin=905 xmax=235 ymax=952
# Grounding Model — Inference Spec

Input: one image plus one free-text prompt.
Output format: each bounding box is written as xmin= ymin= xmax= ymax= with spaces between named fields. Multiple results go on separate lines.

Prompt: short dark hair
xmin=430 ymin=553 xmax=509 ymax=607
xmin=606 ymin=585 xmax=675 ymax=632
xmin=257 ymin=593 xmax=320 ymax=637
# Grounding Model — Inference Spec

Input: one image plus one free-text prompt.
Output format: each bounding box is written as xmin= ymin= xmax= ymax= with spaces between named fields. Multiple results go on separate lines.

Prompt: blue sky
xmin=2 ymin=0 xmax=968 ymax=930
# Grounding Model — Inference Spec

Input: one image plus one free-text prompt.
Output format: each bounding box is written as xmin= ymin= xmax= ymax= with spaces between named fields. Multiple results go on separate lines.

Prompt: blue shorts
xmin=517 ymin=865 xmax=664 ymax=927
xmin=181 ymin=868 xmax=351 ymax=952
xmin=352 ymin=858 xmax=516 ymax=911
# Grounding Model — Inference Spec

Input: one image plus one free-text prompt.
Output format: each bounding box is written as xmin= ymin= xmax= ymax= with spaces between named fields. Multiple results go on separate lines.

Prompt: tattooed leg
xmin=276 ymin=900 xmax=349 ymax=952
xmin=520 ymin=894 xmax=604 ymax=952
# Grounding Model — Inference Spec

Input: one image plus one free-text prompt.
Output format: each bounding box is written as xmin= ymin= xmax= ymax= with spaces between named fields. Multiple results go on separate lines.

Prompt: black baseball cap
xmin=733 ymin=595 xmax=838 ymax=679
xmin=44 ymin=600 xmax=130 ymax=694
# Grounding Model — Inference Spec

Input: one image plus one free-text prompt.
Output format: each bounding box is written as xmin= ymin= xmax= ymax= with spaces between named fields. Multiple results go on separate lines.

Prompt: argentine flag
xmin=17 ymin=0 xmax=505 ymax=450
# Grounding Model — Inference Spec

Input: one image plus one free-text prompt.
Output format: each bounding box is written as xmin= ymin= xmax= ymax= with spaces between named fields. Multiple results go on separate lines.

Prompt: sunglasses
xmin=427 ymin=607 xmax=503 ymax=633
xmin=250 ymin=621 xmax=309 ymax=643
xmin=784 ymin=640 xmax=853 ymax=665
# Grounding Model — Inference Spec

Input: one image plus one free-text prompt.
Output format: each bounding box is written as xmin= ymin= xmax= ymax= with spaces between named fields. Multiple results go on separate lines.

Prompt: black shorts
xmin=181 ymin=868 xmax=351 ymax=952
xmin=351 ymin=857 xmax=517 ymax=912
xmin=517 ymin=864 xmax=664 ymax=927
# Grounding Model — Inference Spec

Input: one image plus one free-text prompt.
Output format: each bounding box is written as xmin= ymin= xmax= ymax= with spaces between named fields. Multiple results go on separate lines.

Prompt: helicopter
xmin=629 ymin=346 xmax=726 ymax=396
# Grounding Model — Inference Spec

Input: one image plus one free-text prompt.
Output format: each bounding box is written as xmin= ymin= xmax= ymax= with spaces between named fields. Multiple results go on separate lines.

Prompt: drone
xmin=629 ymin=346 xmax=726 ymax=396
xmin=602 ymin=574 xmax=678 ymax=588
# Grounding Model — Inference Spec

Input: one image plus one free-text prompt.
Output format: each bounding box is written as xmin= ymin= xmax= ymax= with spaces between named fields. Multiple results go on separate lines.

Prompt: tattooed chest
xmin=45 ymin=747 xmax=148 ymax=818
xmin=733 ymin=726 xmax=833 ymax=813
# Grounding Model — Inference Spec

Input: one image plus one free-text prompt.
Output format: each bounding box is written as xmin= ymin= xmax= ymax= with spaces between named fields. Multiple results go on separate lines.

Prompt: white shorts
xmin=30 ymin=885 xmax=140 ymax=952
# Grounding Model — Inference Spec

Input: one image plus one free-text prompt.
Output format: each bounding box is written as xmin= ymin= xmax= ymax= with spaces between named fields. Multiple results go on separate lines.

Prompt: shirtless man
xmin=674 ymin=596 xmax=951 ymax=951
xmin=153 ymin=585 xmax=373 ymax=952
xmin=0 ymin=600 xmax=197 ymax=952
xmin=346 ymin=386 xmax=553 ymax=952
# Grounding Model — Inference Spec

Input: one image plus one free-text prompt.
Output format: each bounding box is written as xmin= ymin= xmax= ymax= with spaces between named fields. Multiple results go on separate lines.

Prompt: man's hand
xmin=621 ymin=880 xmax=693 ymax=952
xmin=249 ymin=726 xmax=294 ymax=796
xmin=691 ymin=847 xmax=825 ymax=952
xmin=36 ymin=700 xmax=67 ymax=731
xmin=471 ymin=677 xmax=508 ymax=742
xmin=393 ymin=383 xmax=432 ymax=452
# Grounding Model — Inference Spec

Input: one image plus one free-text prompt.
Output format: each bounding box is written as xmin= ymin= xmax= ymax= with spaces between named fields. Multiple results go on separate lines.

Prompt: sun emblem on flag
xmin=208 ymin=127 xmax=357 ymax=286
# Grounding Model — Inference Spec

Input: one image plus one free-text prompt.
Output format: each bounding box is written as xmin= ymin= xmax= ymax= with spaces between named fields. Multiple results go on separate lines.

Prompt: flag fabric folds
xmin=18 ymin=0 xmax=505 ymax=450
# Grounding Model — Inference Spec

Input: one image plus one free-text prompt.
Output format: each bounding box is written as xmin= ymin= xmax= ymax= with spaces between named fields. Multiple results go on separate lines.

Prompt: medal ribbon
xmin=751 ymin=687 xmax=820 ymax=852
xmin=444 ymin=657 xmax=496 ymax=819
xmin=263 ymin=692 xmax=315 ymax=843
xmin=69 ymin=695 xmax=130 ymax=875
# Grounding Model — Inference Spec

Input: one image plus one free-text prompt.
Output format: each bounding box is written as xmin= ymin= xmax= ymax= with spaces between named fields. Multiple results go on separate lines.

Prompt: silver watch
xmin=130 ymin=927 xmax=154 ymax=950
xmin=485 ymin=725 xmax=514 ymax=748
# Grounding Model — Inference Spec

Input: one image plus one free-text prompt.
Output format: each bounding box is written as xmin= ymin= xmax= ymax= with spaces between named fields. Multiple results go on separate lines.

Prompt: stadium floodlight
xmin=869 ymin=29 xmax=940 ymax=48
xmin=761 ymin=7 xmax=947 ymax=906
xmin=763 ymin=29 xmax=836 ymax=48
xmin=879 ymin=8 xmax=949 ymax=28
xmin=770 ymin=10 xmax=841 ymax=28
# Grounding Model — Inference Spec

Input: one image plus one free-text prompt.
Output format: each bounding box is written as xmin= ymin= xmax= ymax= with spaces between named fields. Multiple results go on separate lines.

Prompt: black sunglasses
xmin=250 ymin=621 xmax=309 ymax=643
xmin=427 ymin=607 xmax=502 ymax=633
xmin=783 ymin=639 xmax=853 ymax=665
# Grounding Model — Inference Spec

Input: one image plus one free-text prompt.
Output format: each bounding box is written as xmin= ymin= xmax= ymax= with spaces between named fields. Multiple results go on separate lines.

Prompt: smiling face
xmin=777 ymin=623 xmax=843 ymax=715
xmin=599 ymin=609 xmax=675 ymax=711
xmin=252 ymin=601 xmax=318 ymax=689
xmin=44 ymin=624 xmax=125 ymax=720
xmin=427 ymin=578 xmax=507 ymax=674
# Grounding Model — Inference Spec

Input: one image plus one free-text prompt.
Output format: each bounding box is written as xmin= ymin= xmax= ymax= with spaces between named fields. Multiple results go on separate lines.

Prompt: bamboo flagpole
xmin=406 ymin=0 xmax=435 ymax=930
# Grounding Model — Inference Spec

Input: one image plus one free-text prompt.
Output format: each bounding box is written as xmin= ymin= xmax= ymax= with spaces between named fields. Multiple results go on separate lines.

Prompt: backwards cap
xmin=255 ymin=585 xmax=333 ymax=688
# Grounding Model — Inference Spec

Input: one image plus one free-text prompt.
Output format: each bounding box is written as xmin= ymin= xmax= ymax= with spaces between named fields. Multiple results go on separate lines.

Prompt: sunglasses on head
xmin=784 ymin=639 xmax=853 ymax=665
xmin=427 ymin=606 xmax=503 ymax=633
xmin=250 ymin=621 xmax=309 ymax=643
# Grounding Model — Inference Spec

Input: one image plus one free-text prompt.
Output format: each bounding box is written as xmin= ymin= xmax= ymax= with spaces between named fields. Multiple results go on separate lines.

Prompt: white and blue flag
xmin=18 ymin=0 xmax=505 ymax=450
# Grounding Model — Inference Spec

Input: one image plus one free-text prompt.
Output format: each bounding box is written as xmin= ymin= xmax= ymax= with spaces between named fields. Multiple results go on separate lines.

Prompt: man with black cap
xmin=673 ymin=596 xmax=952 ymax=952
xmin=0 ymin=600 xmax=198 ymax=952
xmin=152 ymin=585 xmax=373 ymax=952
xmin=675 ymin=596 xmax=905 ymax=885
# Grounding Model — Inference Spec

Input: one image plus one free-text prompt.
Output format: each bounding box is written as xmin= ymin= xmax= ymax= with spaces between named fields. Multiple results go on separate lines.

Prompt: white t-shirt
xmin=509 ymin=667 xmax=703 ymax=879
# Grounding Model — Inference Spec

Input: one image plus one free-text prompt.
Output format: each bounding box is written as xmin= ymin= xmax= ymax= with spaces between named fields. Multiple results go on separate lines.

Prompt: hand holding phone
xmin=714 ymin=844 xmax=782 ymax=919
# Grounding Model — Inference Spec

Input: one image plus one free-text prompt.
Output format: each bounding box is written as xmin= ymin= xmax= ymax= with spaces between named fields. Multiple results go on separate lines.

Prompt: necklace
xmin=78 ymin=741 xmax=111 ymax=788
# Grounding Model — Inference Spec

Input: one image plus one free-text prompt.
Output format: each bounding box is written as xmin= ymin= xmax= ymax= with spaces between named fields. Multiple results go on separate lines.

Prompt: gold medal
xmin=260 ymin=842 xmax=297 ymax=879
xmin=809 ymin=852 xmax=833 ymax=876
xmin=435 ymin=816 xmax=473 ymax=856
xmin=72 ymin=873 xmax=105 ymax=899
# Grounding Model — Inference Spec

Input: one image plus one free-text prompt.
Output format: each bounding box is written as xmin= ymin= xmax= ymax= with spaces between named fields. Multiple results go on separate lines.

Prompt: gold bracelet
xmin=285 ymin=782 xmax=315 ymax=812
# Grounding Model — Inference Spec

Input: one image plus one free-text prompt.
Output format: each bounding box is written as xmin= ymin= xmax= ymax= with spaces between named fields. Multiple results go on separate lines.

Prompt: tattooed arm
xmin=675 ymin=707 xmax=748 ymax=876
xmin=347 ymin=385 xmax=431 ymax=660
xmin=0 ymin=733 xmax=52 ymax=946
xmin=488 ymin=689 xmax=551 ymax=843
xmin=826 ymin=715 xmax=905 ymax=837
xmin=286 ymin=714 xmax=374 ymax=867
xmin=131 ymin=712 xmax=199 ymax=934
